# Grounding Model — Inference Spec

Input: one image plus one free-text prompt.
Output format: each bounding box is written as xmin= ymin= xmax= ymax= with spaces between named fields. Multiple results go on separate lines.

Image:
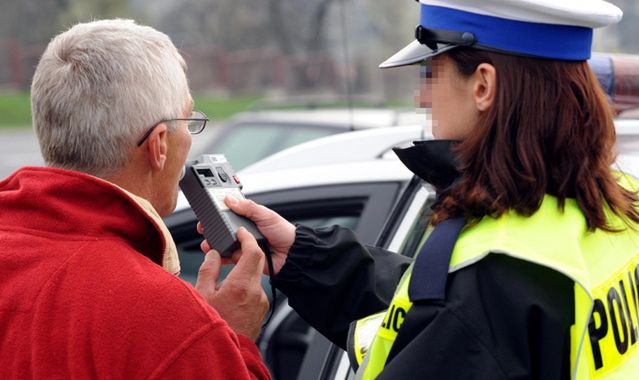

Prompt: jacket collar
xmin=392 ymin=139 xmax=461 ymax=192
xmin=0 ymin=167 xmax=176 ymax=272
xmin=116 ymin=187 xmax=181 ymax=275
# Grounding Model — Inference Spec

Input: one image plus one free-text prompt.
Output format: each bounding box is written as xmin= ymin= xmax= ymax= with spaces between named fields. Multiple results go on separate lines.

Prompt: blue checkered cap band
xmin=380 ymin=0 xmax=622 ymax=68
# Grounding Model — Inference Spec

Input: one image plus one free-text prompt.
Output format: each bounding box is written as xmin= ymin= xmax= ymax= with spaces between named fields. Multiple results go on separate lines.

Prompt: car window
xmin=174 ymin=214 xmax=359 ymax=285
xmin=209 ymin=123 xmax=339 ymax=170
xmin=281 ymin=126 xmax=339 ymax=147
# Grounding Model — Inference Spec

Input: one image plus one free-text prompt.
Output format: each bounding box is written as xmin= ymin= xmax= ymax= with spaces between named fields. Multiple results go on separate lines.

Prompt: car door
xmin=298 ymin=177 xmax=437 ymax=380
xmin=164 ymin=179 xmax=407 ymax=380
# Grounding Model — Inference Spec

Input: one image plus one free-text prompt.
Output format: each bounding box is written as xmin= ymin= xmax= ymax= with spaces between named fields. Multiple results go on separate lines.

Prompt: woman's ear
xmin=473 ymin=63 xmax=496 ymax=112
xmin=146 ymin=123 xmax=168 ymax=171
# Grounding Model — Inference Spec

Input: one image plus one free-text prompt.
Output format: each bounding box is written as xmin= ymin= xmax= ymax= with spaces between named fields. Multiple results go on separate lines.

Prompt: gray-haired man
xmin=0 ymin=19 xmax=270 ymax=379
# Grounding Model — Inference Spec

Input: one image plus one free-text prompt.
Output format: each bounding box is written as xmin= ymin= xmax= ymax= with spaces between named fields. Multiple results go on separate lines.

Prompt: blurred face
xmin=418 ymin=54 xmax=479 ymax=140
xmin=155 ymin=102 xmax=193 ymax=216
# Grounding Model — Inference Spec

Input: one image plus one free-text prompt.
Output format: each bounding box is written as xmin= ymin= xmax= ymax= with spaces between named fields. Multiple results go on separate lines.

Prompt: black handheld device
xmin=179 ymin=154 xmax=264 ymax=258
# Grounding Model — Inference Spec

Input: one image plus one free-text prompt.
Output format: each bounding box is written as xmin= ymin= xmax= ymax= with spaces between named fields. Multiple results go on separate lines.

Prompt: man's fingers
xmin=197 ymin=221 xmax=203 ymax=234
xmin=195 ymin=250 xmax=222 ymax=295
xmin=221 ymin=249 xmax=242 ymax=266
xmin=200 ymin=239 xmax=211 ymax=253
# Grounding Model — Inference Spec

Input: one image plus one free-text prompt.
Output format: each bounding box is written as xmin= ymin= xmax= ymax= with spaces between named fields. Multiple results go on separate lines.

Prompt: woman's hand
xmin=198 ymin=196 xmax=295 ymax=276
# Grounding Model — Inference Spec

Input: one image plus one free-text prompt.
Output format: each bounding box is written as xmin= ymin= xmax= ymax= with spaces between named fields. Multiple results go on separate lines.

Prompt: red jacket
xmin=0 ymin=167 xmax=271 ymax=379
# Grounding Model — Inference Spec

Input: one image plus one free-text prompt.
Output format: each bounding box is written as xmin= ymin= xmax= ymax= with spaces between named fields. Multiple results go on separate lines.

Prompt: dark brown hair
xmin=431 ymin=48 xmax=639 ymax=231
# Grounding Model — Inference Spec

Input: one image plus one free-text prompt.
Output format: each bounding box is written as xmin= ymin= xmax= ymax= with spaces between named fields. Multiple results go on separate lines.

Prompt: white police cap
xmin=380 ymin=0 xmax=623 ymax=68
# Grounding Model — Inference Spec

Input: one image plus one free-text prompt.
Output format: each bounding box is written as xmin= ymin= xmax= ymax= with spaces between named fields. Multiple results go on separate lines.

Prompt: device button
xmin=216 ymin=167 xmax=229 ymax=182
xmin=204 ymin=178 xmax=217 ymax=187
xmin=233 ymin=175 xmax=241 ymax=185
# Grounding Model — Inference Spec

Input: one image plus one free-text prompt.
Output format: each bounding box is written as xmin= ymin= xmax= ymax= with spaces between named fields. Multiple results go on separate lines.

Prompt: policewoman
xmin=221 ymin=0 xmax=639 ymax=378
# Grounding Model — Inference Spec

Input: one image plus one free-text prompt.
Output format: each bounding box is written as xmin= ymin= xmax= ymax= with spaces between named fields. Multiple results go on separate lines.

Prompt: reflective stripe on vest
xmin=348 ymin=267 xmax=413 ymax=379
xmin=349 ymin=173 xmax=639 ymax=379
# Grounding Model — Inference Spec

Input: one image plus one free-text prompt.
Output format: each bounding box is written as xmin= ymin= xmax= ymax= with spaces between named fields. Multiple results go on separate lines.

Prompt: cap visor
xmin=379 ymin=40 xmax=456 ymax=69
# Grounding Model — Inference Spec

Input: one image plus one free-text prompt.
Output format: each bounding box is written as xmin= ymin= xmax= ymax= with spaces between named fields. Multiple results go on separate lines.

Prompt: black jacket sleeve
xmin=271 ymin=224 xmax=412 ymax=348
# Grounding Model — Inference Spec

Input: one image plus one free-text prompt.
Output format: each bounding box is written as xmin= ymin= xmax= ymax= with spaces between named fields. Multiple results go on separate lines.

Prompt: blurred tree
xmin=267 ymin=0 xmax=339 ymax=88
xmin=592 ymin=0 xmax=639 ymax=53
xmin=156 ymin=0 xmax=268 ymax=49
xmin=158 ymin=0 xmax=340 ymax=55
xmin=617 ymin=0 xmax=639 ymax=53
xmin=0 ymin=0 xmax=68 ymax=46
xmin=59 ymin=0 xmax=134 ymax=26
xmin=156 ymin=0 xmax=345 ymax=90
xmin=267 ymin=0 xmax=337 ymax=56
xmin=361 ymin=0 xmax=415 ymax=57
xmin=0 ymin=0 xmax=71 ymax=88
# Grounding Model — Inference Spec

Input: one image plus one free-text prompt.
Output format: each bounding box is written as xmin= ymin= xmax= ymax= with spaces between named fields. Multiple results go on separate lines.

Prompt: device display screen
xmin=196 ymin=168 xmax=215 ymax=178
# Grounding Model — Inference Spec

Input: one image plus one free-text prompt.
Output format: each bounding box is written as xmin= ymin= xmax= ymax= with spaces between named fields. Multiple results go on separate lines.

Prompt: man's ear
xmin=145 ymin=123 xmax=168 ymax=171
xmin=472 ymin=63 xmax=496 ymax=112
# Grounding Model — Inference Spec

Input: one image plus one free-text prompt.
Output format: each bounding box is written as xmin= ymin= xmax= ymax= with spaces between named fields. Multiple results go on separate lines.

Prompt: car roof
xmin=228 ymin=108 xmax=426 ymax=129
xmin=173 ymin=158 xmax=413 ymax=212
xmin=241 ymin=159 xmax=412 ymax=193
xmin=174 ymin=124 xmax=425 ymax=213
xmin=241 ymin=117 xmax=639 ymax=174
xmin=175 ymin=117 xmax=639 ymax=214
xmin=613 ymin=119 xmax=639 ymax=155
xmin=614 ymin=119 xmax=639 ymax=135
xmin=241 ymin=124 xmax=428 ymax=174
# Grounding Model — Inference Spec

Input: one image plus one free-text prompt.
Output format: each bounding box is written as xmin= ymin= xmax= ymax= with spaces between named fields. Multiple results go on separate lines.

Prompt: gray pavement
xmin=0 ymin=128 xmax=43 ymax=179
xmin=0 ymin=124 xmax=220 ymax=180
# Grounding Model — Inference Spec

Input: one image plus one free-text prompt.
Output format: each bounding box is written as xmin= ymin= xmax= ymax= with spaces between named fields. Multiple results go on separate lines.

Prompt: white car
xmin=174 ymin=125 xmax=426 ymax=214
xmin=198 ymin=108 xmax=426 ymax=171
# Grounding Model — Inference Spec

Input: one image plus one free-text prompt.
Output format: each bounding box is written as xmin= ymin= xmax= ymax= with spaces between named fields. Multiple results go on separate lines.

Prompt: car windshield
xmin=208 ymin=122 xmax=339 ymax=170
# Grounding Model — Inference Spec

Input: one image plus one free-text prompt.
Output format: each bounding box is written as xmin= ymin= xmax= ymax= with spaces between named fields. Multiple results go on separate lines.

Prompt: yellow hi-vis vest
xmin=349 ymin=175 xmax=639 ymax=379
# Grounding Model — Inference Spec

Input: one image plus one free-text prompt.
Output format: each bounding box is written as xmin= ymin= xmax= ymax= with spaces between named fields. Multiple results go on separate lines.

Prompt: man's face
xmin=155 ymin=102 xmax=193 ymax=216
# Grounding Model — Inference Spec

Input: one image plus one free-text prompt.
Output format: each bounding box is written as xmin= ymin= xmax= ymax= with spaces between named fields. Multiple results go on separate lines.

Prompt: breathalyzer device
xmin=179 ymin=154 xmax=264 ymax=258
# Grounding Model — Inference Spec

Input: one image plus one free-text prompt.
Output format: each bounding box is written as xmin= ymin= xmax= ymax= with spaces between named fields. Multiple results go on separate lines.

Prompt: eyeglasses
xmin=136 ymin=110 xmax=209 ymax=147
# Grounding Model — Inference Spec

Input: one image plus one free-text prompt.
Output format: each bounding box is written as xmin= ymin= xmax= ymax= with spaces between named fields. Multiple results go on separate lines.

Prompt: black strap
xmin=415 ymin=26 xmax=477 ymax=50
xmin=408 ymin=217 xmax=466 ymax=302
xmin=261 ymin=243 xmax=277 ymax=328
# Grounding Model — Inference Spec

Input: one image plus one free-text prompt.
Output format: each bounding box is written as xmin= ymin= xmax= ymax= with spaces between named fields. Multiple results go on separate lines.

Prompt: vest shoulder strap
xmin=409 ymin=217 xmax=466 ymax=302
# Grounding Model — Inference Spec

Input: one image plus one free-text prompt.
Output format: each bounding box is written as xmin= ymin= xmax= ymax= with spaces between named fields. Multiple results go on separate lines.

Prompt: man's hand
xmin=200 ymin=196 xmax=295 ymax=276
xmin=195 ymin=227 xmax=268 ymax=341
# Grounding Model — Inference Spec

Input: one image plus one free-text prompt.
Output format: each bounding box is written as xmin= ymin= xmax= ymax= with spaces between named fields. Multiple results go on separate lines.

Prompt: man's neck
xmin=103 ymin=161 xmax=154 ymax=208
